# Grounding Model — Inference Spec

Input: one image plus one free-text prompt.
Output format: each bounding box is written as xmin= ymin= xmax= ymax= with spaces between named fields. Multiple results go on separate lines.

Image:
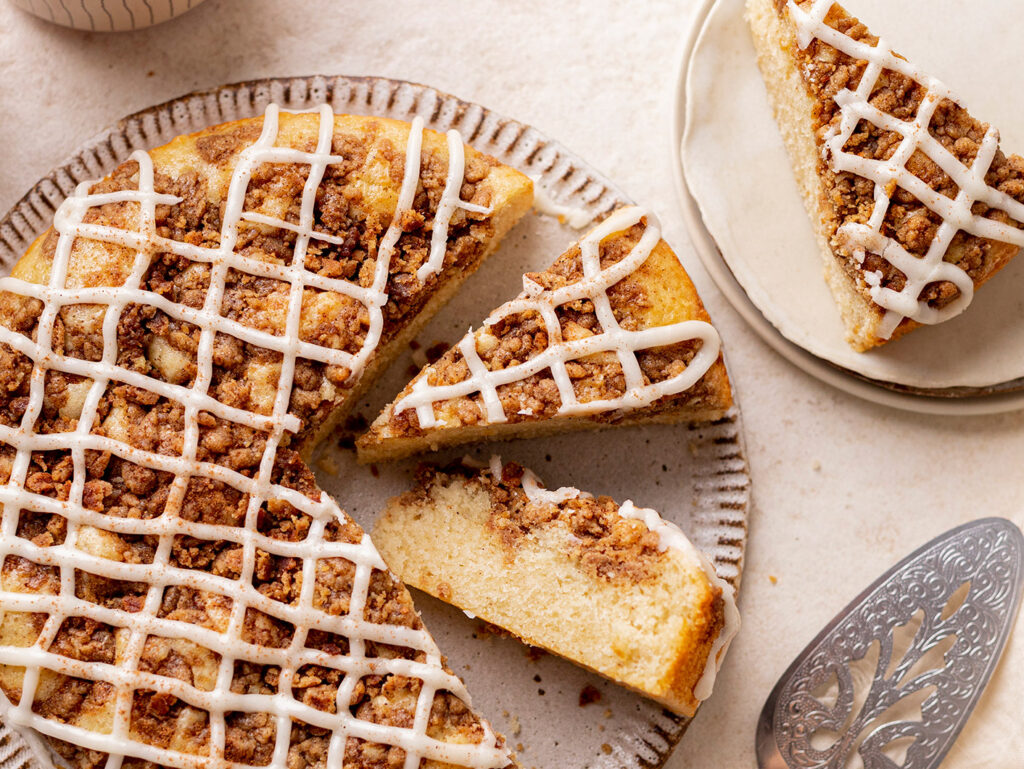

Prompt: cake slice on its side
xmin=372 ymin=458 xmax=740 ymax=717
xmin=357 ymin=207 xmax=732 ymax=463
xmin=747 ymin=0 xmax=1024 ymax=351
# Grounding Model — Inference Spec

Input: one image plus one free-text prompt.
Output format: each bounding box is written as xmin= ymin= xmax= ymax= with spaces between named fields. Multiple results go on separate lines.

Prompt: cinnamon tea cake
xmin=0 ymin=104 xmax=529 ymax=769
xmin=747 ymin=0 xmax=1024 ymax=351
xmin=357 ymin=207 xmax=732 ymax=462
xmin=372 ymin=458 xmax=739 ymax=717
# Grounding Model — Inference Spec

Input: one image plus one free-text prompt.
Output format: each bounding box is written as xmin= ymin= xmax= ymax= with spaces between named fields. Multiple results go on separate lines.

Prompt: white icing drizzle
xmin=487 ymin=457 xmax=739 ymax=704
xmin=488 ymin=454 xmax=587 ymax=506
xmin=528 ymin=176 xmax=594 ymax=230
xmin=519 ymin=466 xmax=584 ymax=507
xmin=0 ymin=105 xmax=509 ymax=769
xmin=788 ymin=0 xmax=1024 ymax=337
xmin=615 ymin=502 xmax=739 ymax=702
xmin=417 ymin=130 xmax=493 ymax=282
xmin=395 ymin=207 xmax=721 ymax=429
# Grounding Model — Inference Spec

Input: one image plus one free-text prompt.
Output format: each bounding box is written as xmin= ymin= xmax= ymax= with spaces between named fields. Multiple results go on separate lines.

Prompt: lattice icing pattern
xmin=788 ymin=0 xmax=1024 ymax=338
xmin=0 ymin=104 xmax=509 ymax=769
xmin=394 ymin=206 xmax=721 ymax=428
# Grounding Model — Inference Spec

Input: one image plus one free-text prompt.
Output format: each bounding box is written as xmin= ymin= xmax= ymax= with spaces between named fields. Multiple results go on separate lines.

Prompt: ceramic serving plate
xmin=673 ymin=0 xmax=1024 ymax=415
xmin=0 ymin=75 xmax=751 ymax=769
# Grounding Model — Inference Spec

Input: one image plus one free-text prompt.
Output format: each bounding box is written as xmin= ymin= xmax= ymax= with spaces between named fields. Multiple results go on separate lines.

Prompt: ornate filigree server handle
xmin=756 ymin=517 xmax=1024 ymax=769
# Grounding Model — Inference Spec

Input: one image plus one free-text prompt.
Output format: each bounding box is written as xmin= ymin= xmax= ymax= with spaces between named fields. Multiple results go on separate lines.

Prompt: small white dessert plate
xmin=673 ymin=0 xmax=1024 ymax=415
xmin=0 ymin=75 xmax=750 ymax=769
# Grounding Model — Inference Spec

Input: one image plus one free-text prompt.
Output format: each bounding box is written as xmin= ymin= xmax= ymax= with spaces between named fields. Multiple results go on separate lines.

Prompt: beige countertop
xmin=0 ymin=1 xmax=1021 ymax=767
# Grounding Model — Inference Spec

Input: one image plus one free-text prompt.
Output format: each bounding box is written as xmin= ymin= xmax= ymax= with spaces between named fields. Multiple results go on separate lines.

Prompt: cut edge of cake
xmin=357 ymin=398 xmax=732 ymax=466
xmin=746 ymin=0 xmax=895 ymax=351
xmin=371 ymin=457 xmax=740 ymax=717
xmin=297 ymin=167 xmax=533 ymax=460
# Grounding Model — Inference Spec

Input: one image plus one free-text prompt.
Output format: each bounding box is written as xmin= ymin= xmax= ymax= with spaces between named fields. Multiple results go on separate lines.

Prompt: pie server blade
xmin=756 ymin=517 xmax=1024 ymax=769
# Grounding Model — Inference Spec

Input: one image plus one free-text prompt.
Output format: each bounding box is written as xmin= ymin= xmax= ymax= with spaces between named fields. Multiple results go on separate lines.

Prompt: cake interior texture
xmin=372 ymin=460 xmax=734 ymax=717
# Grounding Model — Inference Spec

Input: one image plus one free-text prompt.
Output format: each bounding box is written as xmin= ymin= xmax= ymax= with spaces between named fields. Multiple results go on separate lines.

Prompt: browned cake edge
xmin=356 ymin=399 xmax=730 ymax=465
xmin=372 ymin=462 xmax=729 ymax=717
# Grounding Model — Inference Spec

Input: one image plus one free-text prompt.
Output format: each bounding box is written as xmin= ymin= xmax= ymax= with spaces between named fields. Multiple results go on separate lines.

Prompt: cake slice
xmin=747 ymin=0 xmax=1024 ymax=350
xmin=0 ymin=104 xmax=521 ymax=769
xmin=372 ymin=457 xmax=740 ymax=717
xmin=357 ymin=207 xmax=732 ymax=462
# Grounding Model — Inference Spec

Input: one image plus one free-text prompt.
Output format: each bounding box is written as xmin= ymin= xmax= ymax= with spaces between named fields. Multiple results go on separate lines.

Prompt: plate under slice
xmin=672 ymin=0 xmax=1024 ymax=414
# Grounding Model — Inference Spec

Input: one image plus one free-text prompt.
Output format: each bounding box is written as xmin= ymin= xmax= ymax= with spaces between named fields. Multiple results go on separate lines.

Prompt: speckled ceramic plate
xmin=673 ymin=0 xmax=1024 ymax=415
xmin=0 ymin=75 xmax=750 ymax=769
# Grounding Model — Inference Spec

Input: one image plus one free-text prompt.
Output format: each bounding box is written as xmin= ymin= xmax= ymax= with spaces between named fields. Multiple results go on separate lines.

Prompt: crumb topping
xmin=0 ymin=113 xmax=513 ymax=769
xmin=5 ymin=118 xmax=501 ymax=450
xmin=782 ymin=0 xmax=1024 ymax=307
xmin=385 ymin=223 xmax=718 ymax=436
xmin=410 ymin=461 xmax=670 ymax=585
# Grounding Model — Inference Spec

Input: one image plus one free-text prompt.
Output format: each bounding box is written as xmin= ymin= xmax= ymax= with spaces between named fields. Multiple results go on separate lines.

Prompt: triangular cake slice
xmin=372 ymin=457 xmax=740 ymax=717
xmin=357 ymin=207 xmax=732 ymax=463
xmin=747 ymin=0 xmax=1024 ymax=350
xmin=0 ymin=105 xmax=521 ymax=769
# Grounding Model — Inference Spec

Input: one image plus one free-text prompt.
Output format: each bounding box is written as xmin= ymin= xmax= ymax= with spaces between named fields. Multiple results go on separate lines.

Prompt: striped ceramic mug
xmin=9 ymin=0 xmax=207 ymax=31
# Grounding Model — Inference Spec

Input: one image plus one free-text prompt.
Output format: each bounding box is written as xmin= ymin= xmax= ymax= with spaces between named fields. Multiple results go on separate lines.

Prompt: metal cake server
xmin=756 ymin=517 xmax=1024 ymax=769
